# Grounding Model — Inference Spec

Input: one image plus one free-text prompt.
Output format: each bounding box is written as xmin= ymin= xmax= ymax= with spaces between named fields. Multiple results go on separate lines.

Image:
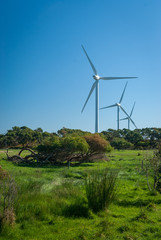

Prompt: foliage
xmin=62 ymin=136 xmax=89 ymax=154
xmin=1 ymin=126 xmax=161 ymax=150
xmin=37 ymin=136 xmax=61 ymax=154
xmin=144 ymin=144 xmax=161 ymax=193
xmin=36 ymin=135 xmax=89 ymax=165
xmin=85 ymin=169 xmax=118 ymax=212
xmin=6 ymin=134 xmax=112 ymax=165
xmin=111 ymin=137 xmax=133 ymax=150
xmin=57 ymin=127 xmax=90 ymax=137
xmin=0 ymin=126 xmax=57 ymax=149
xmin=84 ymin=134 xmax=112 ymax=154
xmin=102 ymin=127 xmax=161 ymax=149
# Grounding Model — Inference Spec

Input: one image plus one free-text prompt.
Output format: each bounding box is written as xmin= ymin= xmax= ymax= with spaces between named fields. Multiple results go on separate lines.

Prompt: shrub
xmin=37 ymin=135 xmax=89 ymax=166
xmin=85 ymin=169 xmax=118 ymax=212
xmin=144 ymin=144 xmax=161 ymax=193
xmin=84 ymin=134 xmax=113 ymax=154
xmin=62 ymin=136 xmax=89 ymax=154
xmin=111 ymin=137 xmax=133 ymax=150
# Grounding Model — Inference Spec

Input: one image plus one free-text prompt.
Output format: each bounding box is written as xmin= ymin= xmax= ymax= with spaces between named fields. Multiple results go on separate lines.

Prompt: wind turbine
xmin=81 ymin=45 xmax=137 ymax=133
xmin=120 ymin=102 xmax=136 ymax=130
xmin=100 ymin=82 xmax=135 ymax=130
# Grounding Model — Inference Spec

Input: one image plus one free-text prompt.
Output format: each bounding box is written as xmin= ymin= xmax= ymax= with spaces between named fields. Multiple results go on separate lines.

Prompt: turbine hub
xmin=93 ymin=75 xmax=100 ymax=80
xmin=117 ymin=103 xmax=121 ymax=106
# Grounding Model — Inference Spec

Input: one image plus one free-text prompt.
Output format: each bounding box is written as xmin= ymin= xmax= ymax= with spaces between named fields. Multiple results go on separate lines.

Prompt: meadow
xmin=0 ymin=149 xmax=161 ymax=240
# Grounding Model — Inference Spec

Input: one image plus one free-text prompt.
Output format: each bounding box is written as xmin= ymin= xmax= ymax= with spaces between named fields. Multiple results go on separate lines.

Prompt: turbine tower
xmin=81 ymin=45 xmax=137 ymax=133
xmin=100 ymin=82 xmax=137 ymax=130
xmin=120 ymin=102 xmax=136 ymax=130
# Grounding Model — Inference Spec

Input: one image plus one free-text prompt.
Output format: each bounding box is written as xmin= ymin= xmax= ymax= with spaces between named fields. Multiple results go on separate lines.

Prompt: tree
xmin=61 ymin=136 xmax=89 ymax=167
xmin=18 ymin=127 xmax=34 ymax=147
xmin=37 ymin=136 xmax=61 ymax=154
xmin=7 ymin=134 xmax=112 ymax=166
xmin=62 ymin=136 xmax=89 ymax=154
xmin=0 ymin=135 xmax=7 ymax=148
xmin=101 ymin=129 xmax=121 ymax=142
xmin=124 ymin=129 xmax=143 ymax=147
xmin=33 ymin=128 xmax=43 ymax=144
xmin=37 ymin=135 xmax=89 ymax=166
xmin=5 ymin=126 xmax=34 ymax=147
xmin=57 ymin=127 xmax=90 ymax=137
xmin=111 ymin=137 xmax=133 ymax=150
xmin=84 ymin=134 xmax=112 ymax=154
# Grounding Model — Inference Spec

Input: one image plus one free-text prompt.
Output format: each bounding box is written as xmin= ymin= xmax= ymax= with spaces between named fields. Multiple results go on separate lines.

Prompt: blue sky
xmin=0 ymin=0 xmax=161 ymax=133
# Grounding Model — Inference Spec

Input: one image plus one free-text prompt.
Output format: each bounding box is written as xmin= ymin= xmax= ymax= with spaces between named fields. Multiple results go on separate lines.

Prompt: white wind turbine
xmin=81 ymin=45 xmax=137 ymax=133
xmin=100 ymin=82 xmax=137 ymax=130
xmin=120 ymin=102 xmax=136 ymax=130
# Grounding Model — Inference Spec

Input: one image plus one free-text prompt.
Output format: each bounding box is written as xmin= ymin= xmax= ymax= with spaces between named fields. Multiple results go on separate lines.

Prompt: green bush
xmin=84 ymin=134 xmax=112 ymax=154
xmin=111 ymin=137 xmax=133 ymax=150
xmin=85 ymin=169 xmax=118 ymax=212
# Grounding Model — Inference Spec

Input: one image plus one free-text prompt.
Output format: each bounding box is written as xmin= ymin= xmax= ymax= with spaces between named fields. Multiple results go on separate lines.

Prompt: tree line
xmin=0 ymin=126 xmax=161 ymax=150
xmin=102 ymin=128 xmax=161 ymax=149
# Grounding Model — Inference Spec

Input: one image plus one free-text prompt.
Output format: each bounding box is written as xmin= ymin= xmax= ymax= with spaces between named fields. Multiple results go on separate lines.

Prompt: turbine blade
xmin=129 ymin=118 xmax=137 ymax=128
xmin=81 ymin=81 xmax=97 ymax=113
xmin=119 ymin=81 xmax=128 ymax=104
xmin=120 ymin=117 xmax=128 ymax=121
xmin=130 ymin=102 xmax=136 ymax=117
xmin=100 ymin=77 xmax=137 ymax=80
xmin=100 ymin=103 xmax=117 ymax=110
xmin=120 ymin=106 xmax=130 ymax=118
xmin=120 ymin=106 xmax=137 ymax=128
xmin=81 ymin=45 xmax=97 ymax=75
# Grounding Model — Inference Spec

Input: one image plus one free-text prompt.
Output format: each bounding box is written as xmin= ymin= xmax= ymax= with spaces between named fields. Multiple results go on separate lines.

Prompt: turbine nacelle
xmin=93 ymin=75 xmax=100 ymax=80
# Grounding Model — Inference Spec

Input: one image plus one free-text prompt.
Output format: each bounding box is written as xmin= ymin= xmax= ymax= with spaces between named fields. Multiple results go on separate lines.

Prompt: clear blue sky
xmin=1 ymin=0 xmax=161 ymax=134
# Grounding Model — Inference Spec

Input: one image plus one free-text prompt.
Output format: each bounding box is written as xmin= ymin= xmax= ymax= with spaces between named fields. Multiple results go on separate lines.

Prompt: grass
xmin=85 ymin=168 xmax=118 ymax=212
xmin=0 ymin=149 xmax=161 ymax=239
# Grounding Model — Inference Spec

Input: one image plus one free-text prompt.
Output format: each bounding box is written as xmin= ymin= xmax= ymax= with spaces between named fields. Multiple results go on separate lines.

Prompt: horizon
xmin=1 ymin=125 xmax=161 ymax=136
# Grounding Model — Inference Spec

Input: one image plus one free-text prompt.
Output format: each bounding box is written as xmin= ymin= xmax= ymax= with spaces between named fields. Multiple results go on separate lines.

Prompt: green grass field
xmin=0 ymin=149 xmax=161 ymax=240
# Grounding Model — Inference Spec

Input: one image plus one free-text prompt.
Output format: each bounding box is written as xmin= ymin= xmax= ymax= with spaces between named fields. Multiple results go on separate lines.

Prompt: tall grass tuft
xmin=85 ymin=168 xmax=118 ymax=212
xmin=0 ymin=167 xmax=17 ymax=229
